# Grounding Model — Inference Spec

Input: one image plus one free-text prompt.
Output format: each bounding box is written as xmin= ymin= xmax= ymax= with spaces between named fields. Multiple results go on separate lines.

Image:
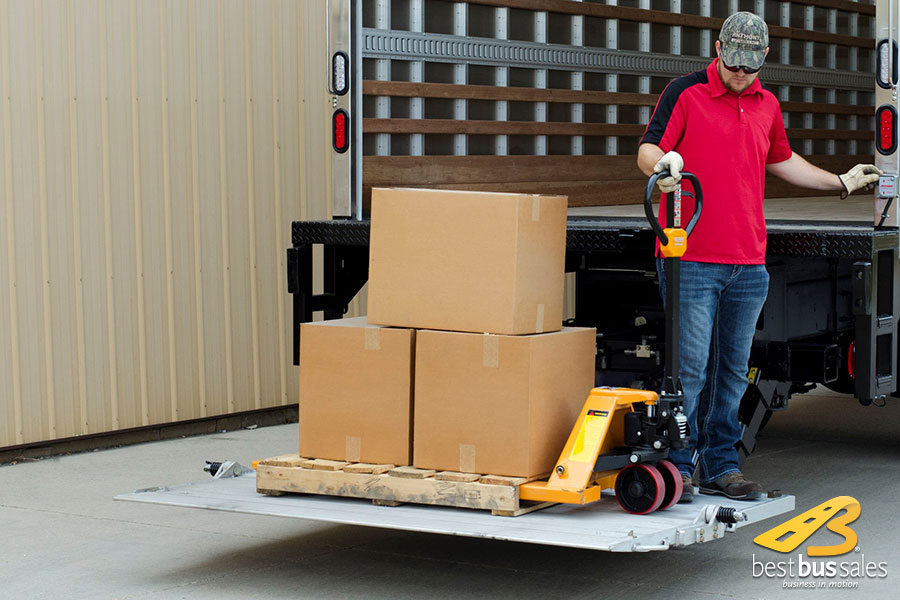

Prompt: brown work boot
xmin=679 ymin=474 xmax=695 ymax=503
xmin=699 ymin=471 xmax=763 ymax=500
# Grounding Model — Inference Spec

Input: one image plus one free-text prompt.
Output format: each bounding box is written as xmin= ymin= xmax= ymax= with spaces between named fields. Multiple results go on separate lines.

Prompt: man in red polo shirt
xmin=637 ymin=11 xmax=880 ymax=503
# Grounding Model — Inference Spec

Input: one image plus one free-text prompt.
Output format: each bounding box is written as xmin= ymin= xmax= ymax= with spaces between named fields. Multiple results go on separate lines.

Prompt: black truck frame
xmin=287 ymin=216 xmax=899 ymax=462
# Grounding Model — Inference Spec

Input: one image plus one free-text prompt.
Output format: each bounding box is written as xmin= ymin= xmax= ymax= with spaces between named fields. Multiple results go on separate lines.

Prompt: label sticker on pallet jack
xmin=570 ymin=413 xmax=609 ymax=462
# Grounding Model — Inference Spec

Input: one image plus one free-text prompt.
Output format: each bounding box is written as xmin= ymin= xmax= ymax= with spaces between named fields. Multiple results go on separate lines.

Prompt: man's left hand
xmin=839 ymin=164 xmax=883 ymax=198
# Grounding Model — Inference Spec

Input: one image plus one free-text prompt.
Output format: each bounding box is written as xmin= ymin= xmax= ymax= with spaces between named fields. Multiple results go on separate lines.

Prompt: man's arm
xmin=765 ymin=152 xmax=843 ymax=191
xmin=768 ymin=153 xmax=882 ymax=197
xmin=638 ymin=143 xmax=665 ymax=177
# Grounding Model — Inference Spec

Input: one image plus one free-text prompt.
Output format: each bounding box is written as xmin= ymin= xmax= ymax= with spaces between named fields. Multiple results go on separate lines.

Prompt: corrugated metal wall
xmin=0 ymin=0 xmax=326 ymax=448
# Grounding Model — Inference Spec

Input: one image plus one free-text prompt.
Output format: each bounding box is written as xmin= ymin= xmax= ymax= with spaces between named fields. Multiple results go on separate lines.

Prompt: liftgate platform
xmin=115 ymin=471 xmax=794 ymax=553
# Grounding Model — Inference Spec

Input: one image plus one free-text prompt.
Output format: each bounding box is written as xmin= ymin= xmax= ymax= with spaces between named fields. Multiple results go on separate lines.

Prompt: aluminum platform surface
xmin=115 ymin=474 xmax=794 ymax=553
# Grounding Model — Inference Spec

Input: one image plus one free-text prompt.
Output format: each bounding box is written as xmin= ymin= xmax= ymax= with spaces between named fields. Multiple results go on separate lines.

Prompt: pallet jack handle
xmin=644 ymin=170 xmax=703 ymax=395
xmin=643 ymin=170 xmax=704 ymax=246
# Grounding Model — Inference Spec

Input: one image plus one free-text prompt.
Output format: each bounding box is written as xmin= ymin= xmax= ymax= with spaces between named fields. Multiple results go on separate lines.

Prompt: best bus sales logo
xmin=751 ymin=496 xmax=887 ymax=590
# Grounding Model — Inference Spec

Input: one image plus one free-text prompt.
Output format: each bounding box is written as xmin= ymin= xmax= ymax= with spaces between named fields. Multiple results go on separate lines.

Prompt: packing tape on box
xmin=365 ymin=327 xmax=381 ymax=350
xmin=346 ymin=436 xmax=361 ymax=462
xmin=532 ymin=195 xmax=541 ymax=221
xmin=459 ymin=444 xmax=476 ymax=473
xmin=536 ymin=303 xmax=545 ymax=332
xmin=482 ymin=334 xmax=499 ymax=368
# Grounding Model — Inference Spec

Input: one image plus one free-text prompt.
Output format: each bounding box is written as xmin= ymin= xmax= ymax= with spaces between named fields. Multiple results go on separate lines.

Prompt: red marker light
xmin=876 ymin=106 xmax=897 ymax=155
xmin=847 ymin=341 xmax=855 ymax=380
xmin=333 ymin=109 xmax=349 ymax=153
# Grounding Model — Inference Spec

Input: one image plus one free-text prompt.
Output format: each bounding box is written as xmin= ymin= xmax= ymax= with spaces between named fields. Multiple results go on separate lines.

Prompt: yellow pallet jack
xmin=521 ymin=169 xmax=703 ymax=514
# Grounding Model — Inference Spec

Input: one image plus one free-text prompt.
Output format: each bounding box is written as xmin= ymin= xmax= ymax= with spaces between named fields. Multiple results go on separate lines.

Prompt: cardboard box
xmin=413 ymin=327 xmax=596 ymax=478
xmin=299 ymin=316 xmax=414 ymax=466
xmin=367 ymin=188 xmax=567 ymax=335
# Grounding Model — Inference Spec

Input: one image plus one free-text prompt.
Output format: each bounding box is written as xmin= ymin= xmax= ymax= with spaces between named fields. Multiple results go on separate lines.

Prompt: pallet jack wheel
xmin=655 ymin=460 xmax=683 ymax=510
xmin=614 ymin=463 xmax=665 ymax=515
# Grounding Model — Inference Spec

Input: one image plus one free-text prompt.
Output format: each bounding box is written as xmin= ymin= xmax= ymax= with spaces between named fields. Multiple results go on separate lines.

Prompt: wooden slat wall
xmin=361 ymin=78 xmax=873 ymax=207
xmin=364 ymin=117 xmax=871 ymax=141
xmin=363 ymin=81 xmax=873 ymax=116
xmin=0 ymin=0 xmax=317 ymax=448
xmin=471 ymin=0 xmax=874 ymax=47
xmin=474 ymin=0 xmax=876 ymax=16
xmin=363 ymin=155 xmax=866 ymax=208
xmin=362 ymin=1 xmax=875 ymax=210
xmin=365 ymin=118 xmax=649 ymax=137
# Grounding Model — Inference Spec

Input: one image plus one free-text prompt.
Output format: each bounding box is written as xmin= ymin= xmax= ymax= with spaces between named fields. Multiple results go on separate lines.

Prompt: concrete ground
xmin=1 ymin=387 xmax=898 ymax=600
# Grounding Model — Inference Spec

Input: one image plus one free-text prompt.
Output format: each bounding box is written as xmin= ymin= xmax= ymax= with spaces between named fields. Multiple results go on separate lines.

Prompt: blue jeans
xmin=656 ymin=259 xmax=769 ymax=483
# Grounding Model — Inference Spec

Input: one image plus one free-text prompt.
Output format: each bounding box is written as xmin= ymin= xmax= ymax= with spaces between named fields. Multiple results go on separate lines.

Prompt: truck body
xmin=291 ymin=0 xmax=900 ymax=460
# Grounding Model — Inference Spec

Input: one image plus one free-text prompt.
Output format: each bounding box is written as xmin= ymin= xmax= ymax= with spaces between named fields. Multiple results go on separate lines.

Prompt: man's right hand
xmin=653 ymin=151 xmax=684 ymax=193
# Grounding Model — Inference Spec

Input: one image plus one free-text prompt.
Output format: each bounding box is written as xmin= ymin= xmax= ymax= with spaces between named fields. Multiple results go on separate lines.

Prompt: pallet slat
xmin=343 ymin=462 xmax=395 ymax=474
xmin=492 ymin=501 xmax=557 ymax=517
xmin=479 ymin=475 xmax=529 ymax=487
xmin=435 ymin=471 xmax=482 ymax=483
xmin=258 ymin=454 xmax=309 ymax=468
xmin=389 ymin=466 xmax=437 ymax=479
xmin=479 ymin=472 xmax=550 ymax=486
xmin=302 ymin=459 xmax=350 ymax=471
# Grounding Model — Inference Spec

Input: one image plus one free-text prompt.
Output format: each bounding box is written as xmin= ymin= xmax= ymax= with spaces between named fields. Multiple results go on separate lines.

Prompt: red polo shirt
xmin=640 ymin=59 xmax=793 ymax=264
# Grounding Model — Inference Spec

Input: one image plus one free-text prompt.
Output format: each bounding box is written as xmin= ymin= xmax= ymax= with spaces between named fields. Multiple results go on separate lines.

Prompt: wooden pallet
xmin=255 ymin=454 xmax=554 ymax=517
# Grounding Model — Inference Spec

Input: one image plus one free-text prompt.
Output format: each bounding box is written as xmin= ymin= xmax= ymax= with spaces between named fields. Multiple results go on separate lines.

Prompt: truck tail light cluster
xmin=333 ymin=109 xmax=349 ymax=153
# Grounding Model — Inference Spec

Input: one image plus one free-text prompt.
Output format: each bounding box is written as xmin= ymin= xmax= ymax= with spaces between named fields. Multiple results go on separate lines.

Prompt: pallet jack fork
xmin=522 ymin=170 xmax=703 ymax=515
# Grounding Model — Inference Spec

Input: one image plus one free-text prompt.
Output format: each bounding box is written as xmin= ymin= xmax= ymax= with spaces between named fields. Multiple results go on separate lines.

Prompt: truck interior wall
xmin=359 ymin=0 xmax=876 ymax=211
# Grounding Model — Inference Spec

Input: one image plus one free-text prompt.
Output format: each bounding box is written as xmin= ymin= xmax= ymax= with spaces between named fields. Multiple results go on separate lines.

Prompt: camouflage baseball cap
xmin=719 ymin=12 xmax=768 ymax=70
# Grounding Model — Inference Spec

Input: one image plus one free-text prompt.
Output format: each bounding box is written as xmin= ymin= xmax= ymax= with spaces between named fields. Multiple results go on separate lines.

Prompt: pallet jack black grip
xmin=644 ymin=170 xmax=704 ymax=244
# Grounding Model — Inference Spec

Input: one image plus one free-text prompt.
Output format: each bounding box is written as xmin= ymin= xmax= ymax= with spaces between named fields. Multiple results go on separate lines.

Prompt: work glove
xmin=839 ymin=164 xmax=882 ymax=199
xmin=653 ymin=151 xmax=684 ymax=193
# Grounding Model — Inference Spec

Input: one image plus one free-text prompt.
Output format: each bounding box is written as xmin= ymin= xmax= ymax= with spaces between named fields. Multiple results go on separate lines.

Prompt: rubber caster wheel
xmin=655 ymin=460 xmax=683 ymax=510
xmin=615 ymin=463 xmax=665 ymax=515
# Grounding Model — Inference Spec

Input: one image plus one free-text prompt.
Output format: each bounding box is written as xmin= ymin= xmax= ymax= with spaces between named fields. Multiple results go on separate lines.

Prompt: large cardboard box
xmin=299 ymin=316 xmax=415 ymax=466
xmin=367 ymin=188 xmax=567 ymax=335
xmin=413 ymin=327 xmax=596 ymax=478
